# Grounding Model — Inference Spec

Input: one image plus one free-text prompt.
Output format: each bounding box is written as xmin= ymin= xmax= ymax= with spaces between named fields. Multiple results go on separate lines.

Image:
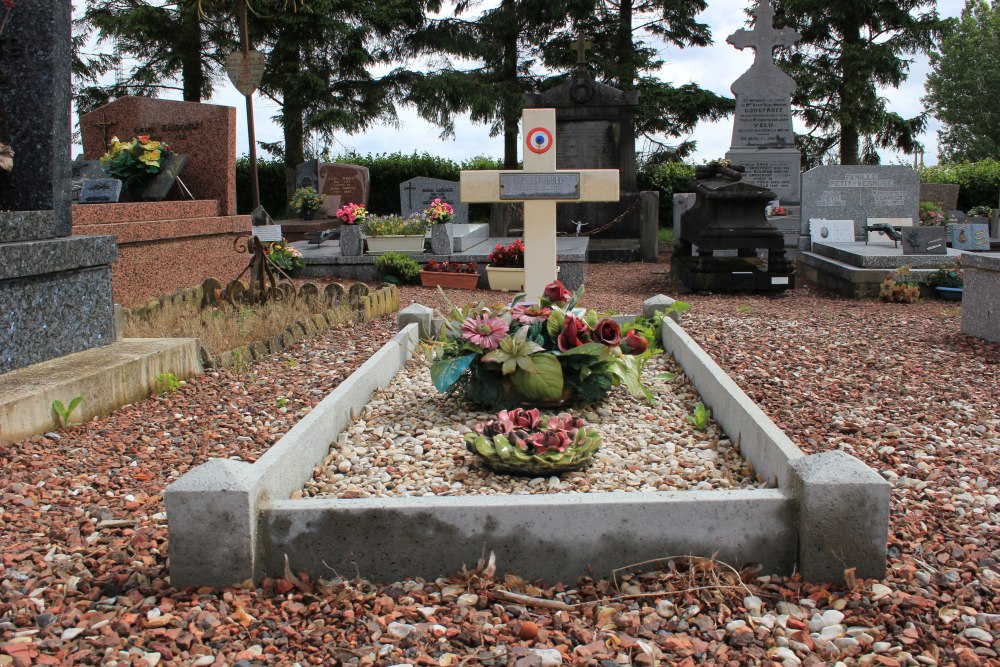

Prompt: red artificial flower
xmin=2 ymin=0 xmax=13 ymax=11
xmin=137 ymin=134 xmax=150 ymax=143
xmin=621 ymin=329 xmax=648 ymax=355
xmin=592 ymin=318 xmax=621 ymax=346
xmin=542 ymin=280 xmax=570 ymax=303
xmin=557 ymin=314 xmax=589 ymax=351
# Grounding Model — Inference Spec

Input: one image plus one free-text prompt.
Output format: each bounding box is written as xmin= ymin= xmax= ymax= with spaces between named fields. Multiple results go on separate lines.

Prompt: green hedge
xmin=919 ymin=160 xmax=1000 ymax=211
xmin=236 ymin=151 xmax=696 ymax=227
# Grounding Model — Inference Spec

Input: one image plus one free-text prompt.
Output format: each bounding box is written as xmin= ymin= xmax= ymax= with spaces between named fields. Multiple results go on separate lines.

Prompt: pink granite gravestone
xmin=317 ymin=163 xmax=369 ymax=218
xmin=80 ymin=97 xmax=237 ymax=215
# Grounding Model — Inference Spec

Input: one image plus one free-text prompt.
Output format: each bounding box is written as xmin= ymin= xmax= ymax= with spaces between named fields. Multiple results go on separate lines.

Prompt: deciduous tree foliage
xmin=924 ymin=0 xmax=1000 ymax=163
xmin=770 ymin=0 xmax=939 ymax=165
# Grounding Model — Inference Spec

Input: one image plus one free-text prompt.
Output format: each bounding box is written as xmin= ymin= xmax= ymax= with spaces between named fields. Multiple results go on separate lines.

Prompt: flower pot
xmin=419 ymin=270 xmax=480 ymax=290
xmin=934 ymin=286 xmax=963 ymax=301
xmin=486 ymin=265 xmax=525 ymax=291
xmin=339 ymin=224 xmax=363 ymax=256
xmin=366 ymin=234 xmax=426 ymax=254
xmin=430 ymin=223 xmax=454 ymax=255
xmin=297 ymin=210 xmax=316 ymax=221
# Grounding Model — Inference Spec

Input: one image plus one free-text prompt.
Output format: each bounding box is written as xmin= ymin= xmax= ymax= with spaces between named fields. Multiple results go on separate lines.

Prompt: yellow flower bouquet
xmin=99 ymin=134 xmax=173 ymax=189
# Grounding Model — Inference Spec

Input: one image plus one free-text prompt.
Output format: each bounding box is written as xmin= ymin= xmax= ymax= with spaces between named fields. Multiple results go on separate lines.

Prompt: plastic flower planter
xmin=366 ymin=235 xmax=426 ymax=254
xmin=418 ymin=270 xmax=480 ymax=290
xmin=486 ymin=266 xmax=525 ymax=291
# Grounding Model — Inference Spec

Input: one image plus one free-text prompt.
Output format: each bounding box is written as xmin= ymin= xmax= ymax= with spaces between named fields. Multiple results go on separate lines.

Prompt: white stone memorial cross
xmin=460 ymin=108 xmax=619 ymax=298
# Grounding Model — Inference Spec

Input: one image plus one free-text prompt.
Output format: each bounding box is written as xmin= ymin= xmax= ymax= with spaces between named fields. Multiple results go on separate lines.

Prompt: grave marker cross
xmin=460 ymin=108 xmax=619 ymax=297
xmin=726 ymin=0 xmax=800 ymax=65
xmin=572 ymin=36 xmax=593 ymax=65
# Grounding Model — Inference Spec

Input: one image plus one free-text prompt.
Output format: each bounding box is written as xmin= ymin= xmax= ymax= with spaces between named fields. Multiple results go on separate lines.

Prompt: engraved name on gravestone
xmin=399 ymin=177 xmax=469 ymax=224
xmin=318 ymin=163 xmax=369 ymax=218
xmin=500 ymin=173 xmax=580 ymax=200
xmin=724 ymin=0 xmax=802 ymax=204
xmin=801 ymin=166 xmax=919 ymax=241
xmin=79 ymin=178 xmax=123 ymax=204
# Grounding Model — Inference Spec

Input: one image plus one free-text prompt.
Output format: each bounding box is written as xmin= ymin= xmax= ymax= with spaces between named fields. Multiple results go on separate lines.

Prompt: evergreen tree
xmin=543 ymin=0 xmax=733 ymax=160
xmin=770 ymin=0 xmax=939 ymax=165
xmin=924 ymin=0 xmax=1000 ymax=162
xmin=405 ymin=0 xmax=585 ymax=168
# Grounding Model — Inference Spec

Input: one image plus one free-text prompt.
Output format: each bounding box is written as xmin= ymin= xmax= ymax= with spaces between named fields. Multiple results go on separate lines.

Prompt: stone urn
xmin=430 ymin=223 xmax=454 ymax=255
xmin=340 ymin=224 xmax=363 ymax=256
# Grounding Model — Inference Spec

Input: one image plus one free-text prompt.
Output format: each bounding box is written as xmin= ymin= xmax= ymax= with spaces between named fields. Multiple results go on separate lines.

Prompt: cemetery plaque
xmin=79 ymin=178 xmax=123 ymax=204
xmin=318 ymin=163 xmax=369 ymax=218
xmin=224 ymin=50 xmax=265 ymax=96
xmin=801 ymin=166 xmax=919 ymax=242
xmin=399 ymin=176 xmax=469 ymax=223
xmin=71 ymin=158 xmax=107 ymax=202
xmin=948 ymin=210 xmax=965 ymax=223
xmin=902 ymin=227 xmax=947 ymax=255
xmin=141 ymin=153 xmax=189 ymax=201
xmin=809 ymin=219 xmax=855 ymax=245
xmin=500 ymin=173 xmax=580 ymax=200
xmin=951 ymin=222 xmax=991 ymax=251
xmin=295 ymin=159 xmax=319 ymax=191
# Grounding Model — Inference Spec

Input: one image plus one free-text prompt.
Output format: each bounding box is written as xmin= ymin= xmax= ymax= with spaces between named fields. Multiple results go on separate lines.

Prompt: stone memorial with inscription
xmin=902 ymin=227 xmax=947 ymax=255
xmin=317 ymin=163 xmax=369 ymax=218
xmin=524 ymin=39 xmax=658 ymax=260
xmin=0 ymin=0 xmax=117 ymax=373
xmin=951 ymin=222 xmax=991 ymax=251
xmin=801 ymin=166 xmax=919 ymax=243
xmin=71 ymin=157 xmax=106 ymax=202
xmin=81 ymin=96 xmax=238 ymax=214
xmin=400 ymin=176 xmax=469 ymax=224
xmin=79 ymin=178 xmax=123 ymax=204
xmin=724 ymin=0 xmax=803 ymax=247
xmin=295 ymin=159 xmax=319 ymax=191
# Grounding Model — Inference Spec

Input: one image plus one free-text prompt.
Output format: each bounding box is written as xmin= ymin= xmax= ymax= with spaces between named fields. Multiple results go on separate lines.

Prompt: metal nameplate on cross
xmin=460 ymin=108 xmax=619 ymax=298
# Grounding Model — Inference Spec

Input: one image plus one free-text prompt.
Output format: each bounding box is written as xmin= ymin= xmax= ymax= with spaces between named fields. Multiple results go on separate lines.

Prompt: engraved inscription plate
xmin=500 ymin=173 xmax=580 ymax=200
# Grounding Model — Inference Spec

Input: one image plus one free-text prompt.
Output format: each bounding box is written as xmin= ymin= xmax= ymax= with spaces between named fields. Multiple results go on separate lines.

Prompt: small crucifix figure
xmin=93 ymin=114 xmax=115 ymax=147
xmin=572 ymin=35 xmax=592 ymax=66
xmin=460 ymin=109 xmax=619 ymax=298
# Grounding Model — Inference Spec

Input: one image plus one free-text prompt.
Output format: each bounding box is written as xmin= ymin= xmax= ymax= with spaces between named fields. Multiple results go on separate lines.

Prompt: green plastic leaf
xmin=511 ymin=353 xmax=563 ymax=400
xmin=546 ymin=309 xmax=565 ymax=338
xmin=430 ymin=354 xmax=475 ymax=392
xmin=558 ymin=342 xmax=607 ymax=357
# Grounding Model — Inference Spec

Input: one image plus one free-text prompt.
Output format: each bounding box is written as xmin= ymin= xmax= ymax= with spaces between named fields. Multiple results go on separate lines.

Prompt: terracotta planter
xmin=366 ymin=234 xmax=425 ymax=254
xmin=419 ymin=270 xmax=480 ymax=290
xmin=486 ymin=265 xmax=524 ymax=291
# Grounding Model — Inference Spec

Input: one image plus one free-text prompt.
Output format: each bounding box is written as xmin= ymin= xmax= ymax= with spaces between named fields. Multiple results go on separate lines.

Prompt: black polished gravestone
xmin=673 ymin=163 xmax=794 ymax=293
xmin=524 ymin=42 xmax=646 ymax=245
xmin=0 ymin=1 xmax=117 ymax=374
xmin=79 ymin=178 xmax=123 ymax=204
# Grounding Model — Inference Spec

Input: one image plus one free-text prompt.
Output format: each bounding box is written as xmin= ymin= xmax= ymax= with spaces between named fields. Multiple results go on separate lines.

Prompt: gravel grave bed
xmin=300 ymin=353 xmax=765 ymax=499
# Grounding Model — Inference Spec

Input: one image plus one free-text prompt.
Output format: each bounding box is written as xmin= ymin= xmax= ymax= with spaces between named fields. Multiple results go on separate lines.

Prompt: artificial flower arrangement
xmin=427 ymin=279 xmax=687 ymax=409
xmin=360 ymin=212 xmax=432 ymax=237
xmin=967 ymin=205 xmax=993 ymax=219
xmin=423 ymin=260 xmax=478 ymax=274
xmin=100 ymin=135 xmax=173 ymax=188
xmin=488 ymin=239 xmax=525 ymax=268
xmin=336 ymin=202 xmax=368 ymax=225
xmin=263 ymin=239 xmax=304 ymax=272
xmin=424 ymin=198 xmax=454 ymax=224
xmin=465 ymin=408 xmax=602 ymax=474
xmin=926 ymin=258 xmax=964 ymax=288
xmin=879 ymin=265 xmax=921 ymax=303
xmin=289 ymin=186 xmax=327 ymax=216
xmin=767 ymin=205 xmax=788 ymax=217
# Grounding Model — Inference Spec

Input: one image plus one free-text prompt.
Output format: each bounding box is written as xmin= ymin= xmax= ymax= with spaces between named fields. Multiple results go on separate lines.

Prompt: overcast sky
xmin=78 ymin=0 xmax=966 ymax=166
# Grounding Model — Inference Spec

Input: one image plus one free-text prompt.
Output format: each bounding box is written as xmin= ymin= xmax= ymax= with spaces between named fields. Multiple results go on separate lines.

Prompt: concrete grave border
xmin=166 ymin=298 xmax=889 ymax=587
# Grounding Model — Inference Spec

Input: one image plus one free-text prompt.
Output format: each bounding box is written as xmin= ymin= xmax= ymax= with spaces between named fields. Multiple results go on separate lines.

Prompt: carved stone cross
xmin=572 ymin=36 xmax=592 ymax=66
xmin=727 ymin=0 xmax=800 ymax=66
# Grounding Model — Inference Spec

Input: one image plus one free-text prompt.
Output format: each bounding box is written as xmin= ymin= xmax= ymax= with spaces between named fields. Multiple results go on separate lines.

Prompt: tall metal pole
xmin=237 ymin=0 xmax=260 ymax=211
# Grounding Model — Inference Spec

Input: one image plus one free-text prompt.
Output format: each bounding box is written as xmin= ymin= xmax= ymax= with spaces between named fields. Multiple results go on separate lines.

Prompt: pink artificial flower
xmin=512 ymin=304 xmax=552 ymax=325
xmin=557 ymin=314 xmax=590 ymax=352
xmin=461 ymin=314 xmax=508 ymax=349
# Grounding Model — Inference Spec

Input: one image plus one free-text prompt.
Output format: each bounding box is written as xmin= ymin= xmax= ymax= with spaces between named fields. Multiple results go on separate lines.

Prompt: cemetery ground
xmin=1 ymin=261 xmax=998 ymax=667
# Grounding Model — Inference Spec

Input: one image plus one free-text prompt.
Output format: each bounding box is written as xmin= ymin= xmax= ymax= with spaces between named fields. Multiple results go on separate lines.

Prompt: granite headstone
xmin=919 ymin=183 xmax=960 ymax=211
xmin=0 ymin=0 xmax=116 ymax=374
xmin=399 ymin=176 xmax=469 ymax=224
xmin=317 ymin=163 xmax=369 ymax=218
xmin=295 ymin=159 xmax=319 ymax=191
xmin=724 ymin=0 xmax=802 ymax=205
xmin=71 ymin=157 xmax=106 ymax=202
xmin=801 ymin=166 xmax=920 ymax=242
xmin=79 ymin=178 xmax=123 ymax=204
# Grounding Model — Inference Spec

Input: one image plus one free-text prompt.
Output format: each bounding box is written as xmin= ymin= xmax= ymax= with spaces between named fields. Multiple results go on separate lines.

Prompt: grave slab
xmin=961 ymin=253 xmax=1000 ymax=343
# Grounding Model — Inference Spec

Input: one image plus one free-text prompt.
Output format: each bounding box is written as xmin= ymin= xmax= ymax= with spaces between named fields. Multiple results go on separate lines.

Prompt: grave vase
xmin=486 ymin=266 xmax=525 ymax=291
xmin=430 ymin=223 xmax=454 ymax=255
xmin=339 ymin=224 xmax=363 ymax=256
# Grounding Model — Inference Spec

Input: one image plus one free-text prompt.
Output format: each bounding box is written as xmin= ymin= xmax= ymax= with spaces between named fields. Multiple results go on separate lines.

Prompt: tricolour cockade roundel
xmin=526 ymin=127 xmax=553 ymax=154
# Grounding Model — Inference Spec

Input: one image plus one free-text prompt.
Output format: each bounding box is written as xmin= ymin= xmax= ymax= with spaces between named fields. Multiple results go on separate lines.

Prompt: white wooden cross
xmin=460 ymin=108 xmax=619 ymax=298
